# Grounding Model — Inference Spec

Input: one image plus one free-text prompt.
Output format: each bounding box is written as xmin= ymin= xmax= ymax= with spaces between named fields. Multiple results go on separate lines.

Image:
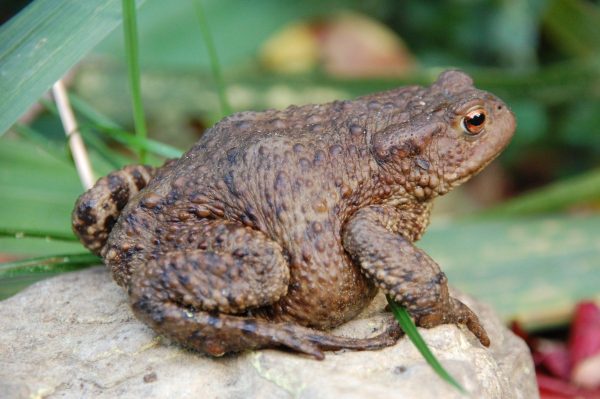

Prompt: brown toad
xmin=72 ymin=70 xmax=515 ymax=359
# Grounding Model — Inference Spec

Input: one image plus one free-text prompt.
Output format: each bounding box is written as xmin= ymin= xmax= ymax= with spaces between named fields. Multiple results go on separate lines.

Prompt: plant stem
xmin=193 ymin=0 xmax=232 ymax=117
xmin=122 ymin=0 xmax=148 ymax=164
xmin=52 ymin=80 xmax=95 ymax=189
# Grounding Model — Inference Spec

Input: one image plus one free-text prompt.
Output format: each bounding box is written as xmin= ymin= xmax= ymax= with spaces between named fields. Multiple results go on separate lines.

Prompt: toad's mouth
xmin=447 ymin=150 xmax=503 ymax=190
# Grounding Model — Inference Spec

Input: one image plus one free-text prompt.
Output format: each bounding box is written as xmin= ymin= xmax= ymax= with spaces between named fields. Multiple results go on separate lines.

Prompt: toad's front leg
xmin=342 ymin=205 xmax=490 ymax=347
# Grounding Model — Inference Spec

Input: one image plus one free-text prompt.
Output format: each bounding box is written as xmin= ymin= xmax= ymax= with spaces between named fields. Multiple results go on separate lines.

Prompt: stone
xmin=0 ymin=267 xmax=538 ymax=399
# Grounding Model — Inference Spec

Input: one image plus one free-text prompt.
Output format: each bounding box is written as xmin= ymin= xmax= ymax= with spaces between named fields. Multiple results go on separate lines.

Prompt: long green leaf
xmin=66 ymin=95 xmax=184 ymax=160
xmin=0 ymin=253 xmax=100 ymax=278
xmin=89 ymin=125 xmax=184 ymax=159
xmin=420 ymin=215 xmax=600 ymax=329
xmin=42 ymin=92 xmax=180 ymax=161
xmin=0 ymin=228 xmax=77 ymax=242
xmin=0 ymin=253 xmax=100 ymax=299
xmin=69 ymin=94 xmax=122 ymax=130
xmin=386 ymin=296 xmax=466 ymax=394
xmin=479 ymin=168 xmax=600 ymax=216
xmin=0 ymin=0 xmax=146 ymax=136
xmin=0 ymin=139 xmax=81 ymax=233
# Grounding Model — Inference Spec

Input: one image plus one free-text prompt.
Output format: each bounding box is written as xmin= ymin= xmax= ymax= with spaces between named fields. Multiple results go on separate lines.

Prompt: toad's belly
xmin=266 ymin=247 xmax=378 ymax=329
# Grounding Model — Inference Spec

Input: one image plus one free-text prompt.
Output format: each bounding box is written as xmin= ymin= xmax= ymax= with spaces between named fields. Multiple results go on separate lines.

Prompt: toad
xmin=72 ymin=70 xmax=515 ymax=359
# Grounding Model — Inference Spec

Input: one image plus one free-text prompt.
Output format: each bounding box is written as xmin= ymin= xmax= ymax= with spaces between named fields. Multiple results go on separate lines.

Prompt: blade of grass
xmin=386 ymin=295 xmax=466 ymax=394
xmin=69 ymin=93 xmax=121 ymax=129
xmin=192 ymin=0 xmax=232 ymax=117
xmin=0 ymin=253 xmax=100 ymax=278
xmin=0 ymin=227 xmax=78 ymax=242
xmin=88 ymin=124 xmax=183 ymax=159
xmin=42 ymin=96 xmax=181 ymax=161
xmin=64 ymin=95 xmax=184 ymax=160
xmin=122 ymin=0 xmax=148 ymax=163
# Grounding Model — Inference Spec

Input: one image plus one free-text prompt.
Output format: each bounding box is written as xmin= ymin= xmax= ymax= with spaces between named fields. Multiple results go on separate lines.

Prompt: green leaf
xmin=0 ymin=0 xmax=147 ymax=136
xmin=66 ymin=95 xmax=184 ymax=160
xmin=0 ymin=138 xmax=81 ymax=233
xmin=0 ymin=228 xmax=77 ymax=242
xmin=479 ymin=168 xmax=600 ymax=216
xmin=0 ymin=253 xmax=100 ymax=278
xmin=0 ymin=138 xmax=85 ymax=256
xmin=421 ymin=215 xmax=600 ymax=329
xmin=0 ymin=253 xmax=100 ymax=299
xmin=90 ymin=125 xmax=184 ymax=159
xmin=386 ymin=296 xmax=466 ymax=394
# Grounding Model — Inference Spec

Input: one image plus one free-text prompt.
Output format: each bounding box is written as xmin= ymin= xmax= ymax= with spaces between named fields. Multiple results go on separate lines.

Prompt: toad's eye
xmin=461 ymin=109 xmax=487 ymax=135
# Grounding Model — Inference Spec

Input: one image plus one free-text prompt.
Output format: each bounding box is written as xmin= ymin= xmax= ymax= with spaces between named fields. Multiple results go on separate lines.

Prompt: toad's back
xmin=104 ymin=97 xmax=402 ymax=327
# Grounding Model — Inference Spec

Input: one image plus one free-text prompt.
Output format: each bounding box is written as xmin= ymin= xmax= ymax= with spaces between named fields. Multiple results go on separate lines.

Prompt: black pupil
xmin=468 ymin=113 xmax=485 ymax=126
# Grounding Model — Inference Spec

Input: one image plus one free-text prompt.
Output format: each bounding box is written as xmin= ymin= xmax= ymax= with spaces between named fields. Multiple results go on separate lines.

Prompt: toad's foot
xmin=132 ymin=302 xmax=402 ymax=359
xmin=343 ymin=205 xmax=490 ymax=347
xmin=128 ymin=220 xmax=402 ymax=358
xmin=417 ymin=296 xmax=490 ymax=347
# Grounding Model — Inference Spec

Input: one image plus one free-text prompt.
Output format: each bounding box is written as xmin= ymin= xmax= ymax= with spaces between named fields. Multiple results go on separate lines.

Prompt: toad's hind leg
xmin=129 ymin=221 xmax=401 ymax=359
xmin=72 ymin=165 xmax=156 ymax=255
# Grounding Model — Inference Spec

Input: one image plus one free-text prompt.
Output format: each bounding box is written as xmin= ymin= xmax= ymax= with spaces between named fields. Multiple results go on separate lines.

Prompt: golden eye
xmin=461 ymin=109 xmax=487 ymax=135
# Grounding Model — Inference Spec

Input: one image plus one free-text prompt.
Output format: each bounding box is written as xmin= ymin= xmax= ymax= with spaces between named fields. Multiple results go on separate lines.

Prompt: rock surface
xmin=0 ymin=267 xmax=538 ymax=399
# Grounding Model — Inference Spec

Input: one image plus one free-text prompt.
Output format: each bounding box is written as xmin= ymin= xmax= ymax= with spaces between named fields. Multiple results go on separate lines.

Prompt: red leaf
xmin=536 ymin=344 xmax=571 ymax=380
xmin=569 ymin=302 xmax=600 ymax=367
xmin=538 ymin=373 xmax=581 ymax=396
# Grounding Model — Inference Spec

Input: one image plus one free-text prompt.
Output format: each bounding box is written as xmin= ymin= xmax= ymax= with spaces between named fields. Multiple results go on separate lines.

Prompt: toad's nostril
xmin=497 ymin=105 xmax=503 ymax=110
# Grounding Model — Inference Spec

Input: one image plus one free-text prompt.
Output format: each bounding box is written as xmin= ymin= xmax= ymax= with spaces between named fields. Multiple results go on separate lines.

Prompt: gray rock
xmin=0 ymin=267 xmax=538 ymax=399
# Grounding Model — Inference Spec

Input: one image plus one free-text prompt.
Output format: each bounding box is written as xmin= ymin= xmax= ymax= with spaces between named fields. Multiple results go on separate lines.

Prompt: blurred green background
xmin=0 ymin=0 xmax=599 ymax=330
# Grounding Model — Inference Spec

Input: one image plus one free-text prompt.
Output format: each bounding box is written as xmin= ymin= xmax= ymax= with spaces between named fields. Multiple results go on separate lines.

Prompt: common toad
xmin=72 ymin=70 xmax=515 ymax=359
